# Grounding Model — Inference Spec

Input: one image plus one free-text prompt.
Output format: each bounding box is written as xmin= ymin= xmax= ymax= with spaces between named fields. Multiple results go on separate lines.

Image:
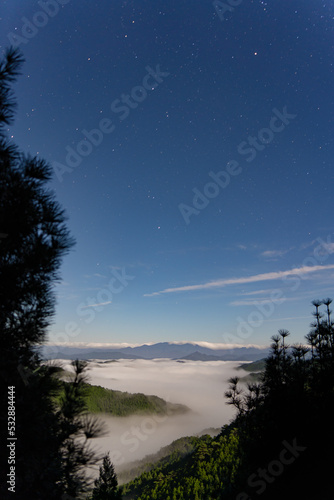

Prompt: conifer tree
xmin=0 ymin=48 xmax=104 ymax=498
xmin=0 ymin=46 xmax=74 ymax=499
xmin=91 ymin=453 xmax=122 ymax=500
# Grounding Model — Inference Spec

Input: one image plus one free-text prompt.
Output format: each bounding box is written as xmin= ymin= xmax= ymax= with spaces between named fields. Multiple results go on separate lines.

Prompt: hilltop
xmin=55 ymin=369 xmax=190 ymax=417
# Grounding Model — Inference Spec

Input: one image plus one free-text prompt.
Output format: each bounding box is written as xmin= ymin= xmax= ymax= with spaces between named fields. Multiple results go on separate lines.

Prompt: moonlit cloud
xmin=144 ymin=265 xmax=334 ymax=297
xmin=261 ymin=249 xmax=289 ymax=258
xmin=60 ymin=359 xmax=245 ymax=470
xmin=45 ymin=342 xmax=145 ymax=348
xmin=239 ymin=289 xmax=275 ymax=296
xmin=230 ymin=298 xmax=286 ymax=306
xmin=177 ymin=341 xmax=265 ymax=349
xmin=80 ymin=300 xmax=112 ymax=309
xmin=264 ymin=315 xmax=311 ymax=323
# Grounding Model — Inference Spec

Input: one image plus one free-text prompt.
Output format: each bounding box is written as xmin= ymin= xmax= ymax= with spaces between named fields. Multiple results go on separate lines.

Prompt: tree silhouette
xmin=0 ymin=52 xmax=74 ymax=363
xmin=223 ymin=299 xmax=334 ymax=499
xmin=0 ymin=46 xmax=73 ymax=498
xmin=322 ymin=298 xmax=332 ymax=327
xmin=91 ymin=453 xmax=122 ymax=500
xmin=305 ymin=331 xmax=317 ymax=360
xmin=0 ymin=48 xmax=104 ymax=498
xmin=58 ymin=360 xmax=107 ymax=497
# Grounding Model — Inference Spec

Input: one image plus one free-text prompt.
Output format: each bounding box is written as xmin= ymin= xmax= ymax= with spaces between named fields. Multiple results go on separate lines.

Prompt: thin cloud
xmin=261 ymin=249 xmax=288 ymax=258
xmin=230 ymin=298 xmax=286 ymax=306
xmin=45 ymin=342 xmax=145 ymax=348
xmin=183 ymin=341 xmax=266 ymax=350
xmin=239 ymin=289 xmax=276 ymax=296
xmin=264 ymin=315 xmax=311 ymax=323
xmin=80 ymin=300 xmax=112 ymax=309
xmin=299 ymin=239 xmax=334 ymax=254
xmin=144 ymin=265 xmax=334 ymax=297
xmin=230 ymin=294 xmax=314 ymax=307
xmin=299 ymin=240 xmax=317 ymax=251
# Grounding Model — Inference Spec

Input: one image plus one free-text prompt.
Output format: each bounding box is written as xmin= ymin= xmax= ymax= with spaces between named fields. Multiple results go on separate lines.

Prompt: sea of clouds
xmin=60 ymin=358 xmax=247 ymax=473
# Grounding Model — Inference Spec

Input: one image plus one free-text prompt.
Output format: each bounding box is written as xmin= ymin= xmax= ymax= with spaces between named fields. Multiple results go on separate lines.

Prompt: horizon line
xmin=43 ymin=341 xmax=269 ymax=350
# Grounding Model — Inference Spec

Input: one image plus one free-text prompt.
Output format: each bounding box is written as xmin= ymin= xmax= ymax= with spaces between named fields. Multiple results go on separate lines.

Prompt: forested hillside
xmin=54 ymin=376 xmax=190 ymax=417
xmin=115 ymin=300 xmax=334 ymax=500
xmin=121 ymin=431 xmax=240 ymax=499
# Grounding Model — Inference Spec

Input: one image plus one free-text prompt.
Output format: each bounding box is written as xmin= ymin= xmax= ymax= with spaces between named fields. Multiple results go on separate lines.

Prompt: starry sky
xmin=1 ymin=0 xmax=334 ymax=347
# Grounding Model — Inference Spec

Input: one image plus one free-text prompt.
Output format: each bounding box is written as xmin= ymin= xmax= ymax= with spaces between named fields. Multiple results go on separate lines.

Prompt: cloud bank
xmin=144 ymin=265 xmax=334 ymax=297
xmin=61 ymin=359 xmax=244 ymax=471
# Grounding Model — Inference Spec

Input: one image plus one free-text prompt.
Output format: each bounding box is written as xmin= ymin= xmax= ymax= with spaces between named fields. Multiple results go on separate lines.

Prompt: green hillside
xmin=121 ymin=429 xmax=240 ymax=499
xmin=114 ymin=306 xmax=334 ymax=500
xmin=237 ymin=358 xmax=266 ymax=372
xmin=54 ymin=379 xmax=189 ymax=417
xmin=84 ymin=383 xmax=189 ymax=416
xmin=118 ymin=435 xmax=201 ymax=486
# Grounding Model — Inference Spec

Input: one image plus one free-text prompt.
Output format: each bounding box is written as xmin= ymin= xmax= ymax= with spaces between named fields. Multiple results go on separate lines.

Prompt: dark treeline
xmin=121 ymin=300 xmax=334 ymax=499
xmin=222 ymin=299 xmax=334 ymax=500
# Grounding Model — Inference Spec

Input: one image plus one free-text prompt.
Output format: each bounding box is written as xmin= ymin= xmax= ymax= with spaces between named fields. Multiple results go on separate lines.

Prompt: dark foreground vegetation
xmin=120 ymin=302 xmax=334 ymax=499
xmin=0 ymin=48 xmax=108 ymax=499
xmin=1 ymin=49 xmax=333 ymax=499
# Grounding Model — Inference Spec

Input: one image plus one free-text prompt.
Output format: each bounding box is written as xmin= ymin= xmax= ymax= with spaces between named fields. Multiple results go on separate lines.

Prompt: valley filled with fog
xmin=60 ymin=358 xmax=246 ymax=472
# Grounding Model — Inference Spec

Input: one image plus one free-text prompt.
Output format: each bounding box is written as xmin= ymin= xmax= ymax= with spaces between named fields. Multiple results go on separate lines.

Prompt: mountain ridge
xmin=42 ymin=342 xmax=269 ymax=361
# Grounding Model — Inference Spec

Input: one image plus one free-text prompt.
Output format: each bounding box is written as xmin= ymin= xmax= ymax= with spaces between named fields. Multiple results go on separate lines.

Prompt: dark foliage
xmin=0 ymin=48 xmax=106 ymax=499
xmin=91 ymin=453 xmax=122 ymax=500
xmin=122 ymin=300 xmax=334 ymax=499
xmin=223 ymin=299 xmax=334 ymax=499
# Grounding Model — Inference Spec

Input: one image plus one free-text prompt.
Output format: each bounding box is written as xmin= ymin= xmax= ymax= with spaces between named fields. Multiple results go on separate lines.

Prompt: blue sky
xmin=1 ymin=0 xmax=334 ymax=347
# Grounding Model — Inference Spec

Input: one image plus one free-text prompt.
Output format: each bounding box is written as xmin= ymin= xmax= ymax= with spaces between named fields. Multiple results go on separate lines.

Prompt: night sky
xmin=1 ymin=0 xmax=334 ymax=347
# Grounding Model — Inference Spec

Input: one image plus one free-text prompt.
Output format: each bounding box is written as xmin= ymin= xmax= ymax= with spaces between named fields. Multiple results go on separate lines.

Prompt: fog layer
xmin=62 ymin=359 xmax=245 ymax=470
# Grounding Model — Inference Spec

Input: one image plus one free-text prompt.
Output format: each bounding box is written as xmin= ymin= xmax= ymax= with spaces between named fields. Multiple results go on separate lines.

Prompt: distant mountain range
xmin=41 ymin=342 xmax=270 ymax=362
